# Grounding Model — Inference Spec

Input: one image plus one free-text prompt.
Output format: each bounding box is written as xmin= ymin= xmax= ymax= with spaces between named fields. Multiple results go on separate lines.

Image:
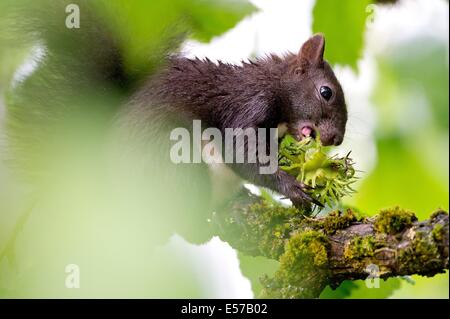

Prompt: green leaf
xmin=350 ymin=278 xmax=402 ymax=298
xmin=320 ymin=280 xmax=359 ymax=299
xmin=373 ymin=39 xmax=449 ymax=133
xmin=237 ymin=252 xmax=279 ymax=297
xmin=94 ymin=0 xmax=256 ymax=74
xmin=351 ymin=138 xmax=449 ymax=219
xmin=321 ymin=278 xmax=402 ymax=299
xmin=312 ymin=0 xmax=371 ymax=70
xmin=182 ymin=0 xmax=258 ymax=43
xmin=389 ymin=273 xmax=449 ymax=298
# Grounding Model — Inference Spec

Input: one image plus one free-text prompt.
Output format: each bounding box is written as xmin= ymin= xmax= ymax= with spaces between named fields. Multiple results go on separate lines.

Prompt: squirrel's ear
xmin=297 ymin=33 xmax=325 ymax=71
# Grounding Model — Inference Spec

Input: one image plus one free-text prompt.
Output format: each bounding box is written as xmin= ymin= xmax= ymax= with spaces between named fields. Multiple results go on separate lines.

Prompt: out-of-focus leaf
xmin=374 ymin=39 xmax=449 ymax=133
xmin=372 ymin=39 xmax=449 ymax=188
xmin=320 ymin=280 xmax=359 ymax=299
xmin=237 ymin=252 xmax=279 ymax=297
xmin=320 ymin=278 xmax=402 ymax=299
xmin=321 ymin=278 xmax=401 ymax=298
xmin=312 ymin=0 xmax=371 ymax=70
xmin=182 ymin=0 xmax=258 ymax=43
xmin=0 ymin=1 xmax=30 ymax=87
xmin=351 ymin=138 xmax=449 ymax=219
xmin=94 ymin=0 xmax=257 ymax=75
xmin=348 ymin=278 xmax=401 ymax=298
xmin=390 ymin=272 xmax=449 ymax=298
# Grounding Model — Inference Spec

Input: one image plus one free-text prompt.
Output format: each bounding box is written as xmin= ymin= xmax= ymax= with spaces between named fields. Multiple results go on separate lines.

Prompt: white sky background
xmin=175 ymin=0 xmax=449 ymax=298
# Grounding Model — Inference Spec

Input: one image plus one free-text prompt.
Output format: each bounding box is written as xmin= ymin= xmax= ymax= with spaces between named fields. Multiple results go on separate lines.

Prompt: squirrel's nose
xmin=321 ymin=132 xmax=343 ymax=146
xmin=333 ymin=135 xmax=343 ymax=146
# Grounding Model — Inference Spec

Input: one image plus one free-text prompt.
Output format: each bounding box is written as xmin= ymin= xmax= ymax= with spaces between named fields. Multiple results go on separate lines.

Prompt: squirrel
xmin=4 ymin=5 xmax=347 ymax=242
xmin=118 ymin=34 xmax=347 ymax=208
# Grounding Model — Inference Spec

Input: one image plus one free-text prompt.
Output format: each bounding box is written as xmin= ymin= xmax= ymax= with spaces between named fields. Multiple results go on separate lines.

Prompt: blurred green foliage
xmin=237 ymin=253 xmax=279 ymax=297
xmin=313 ymin=0 xmax=371 ymax=70
xmin=352 ymin=39 xmax=449 ymax=218
xmin=320 ymin=278 xmax=401 ymax=299
xmin=94 ymin=0 xmax=256 ymax=78
xmin=0 ymin=0 xmax=257 ymax=298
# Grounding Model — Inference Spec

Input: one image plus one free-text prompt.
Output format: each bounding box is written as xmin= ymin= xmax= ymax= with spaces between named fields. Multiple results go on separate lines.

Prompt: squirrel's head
xmin=281 ymin=34 xmax=347 ymax=146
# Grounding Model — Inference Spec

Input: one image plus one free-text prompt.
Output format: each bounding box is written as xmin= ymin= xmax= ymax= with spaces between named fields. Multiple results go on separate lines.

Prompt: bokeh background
xmin=0 ymin=0 xmax=448 ymax=298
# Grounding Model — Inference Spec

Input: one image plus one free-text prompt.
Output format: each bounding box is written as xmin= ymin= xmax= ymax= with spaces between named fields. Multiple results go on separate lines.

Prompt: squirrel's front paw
xmin=277 ymin=171 xmax=323 ymax=209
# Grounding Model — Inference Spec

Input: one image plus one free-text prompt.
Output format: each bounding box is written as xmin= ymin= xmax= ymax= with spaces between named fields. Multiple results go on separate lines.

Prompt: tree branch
xmin=212 ymin=189 xmax=449 ymax=298
xmin=326 ymin=208 xmax=448 ymax=286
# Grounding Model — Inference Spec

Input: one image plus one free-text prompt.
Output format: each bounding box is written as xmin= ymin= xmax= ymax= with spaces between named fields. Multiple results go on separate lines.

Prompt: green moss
xmin=260 ymin=229 xmax=330 ymax=298
xmin=216 ymin=200 xmax=362 ymax=260
xmin=430 ymin=210 xmax=448 ymax=220
xmin=317 ymin=209 xmax=360 ymax=235
xmin=432 ymin=224 xmax=444 ymax=242
xmin=344 ymin=235 xmax=375 ymax=259
xmin=283 ymin=230 xmax=329 ymax=267
xmin=398 ymin=231 xmax=440 ymax=276
xmin=216 ymin=200 xmax=308 ymax=259
xmin=374 ymin=207 xmax=417 ymax=234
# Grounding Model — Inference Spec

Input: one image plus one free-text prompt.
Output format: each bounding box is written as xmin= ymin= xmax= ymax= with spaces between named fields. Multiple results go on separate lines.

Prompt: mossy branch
xmin=212 ymin=189 xmax=449 ymax=298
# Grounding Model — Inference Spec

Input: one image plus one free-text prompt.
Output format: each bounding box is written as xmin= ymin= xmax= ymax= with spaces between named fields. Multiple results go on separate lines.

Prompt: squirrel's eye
xmin=320 ymin=86 xmax=333 ymax=101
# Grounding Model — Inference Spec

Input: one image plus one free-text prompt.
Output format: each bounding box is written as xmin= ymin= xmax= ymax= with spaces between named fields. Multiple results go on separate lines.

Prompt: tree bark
xmin=326 ymin=210 xmax=448 ymax=288
xmin=212 ymin=189 xmax=449 ymax=298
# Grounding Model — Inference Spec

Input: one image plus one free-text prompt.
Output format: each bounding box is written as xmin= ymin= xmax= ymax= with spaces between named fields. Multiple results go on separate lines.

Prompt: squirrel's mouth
xmin=280 ymin=122 xmax=318 ymax=141
xmin=299 ymin=125 xmax=317 ymax=140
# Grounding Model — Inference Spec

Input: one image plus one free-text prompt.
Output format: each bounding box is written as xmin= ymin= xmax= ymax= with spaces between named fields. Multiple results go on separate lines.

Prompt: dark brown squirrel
xmin=121 ymin=34 xmax=348 ymax=207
